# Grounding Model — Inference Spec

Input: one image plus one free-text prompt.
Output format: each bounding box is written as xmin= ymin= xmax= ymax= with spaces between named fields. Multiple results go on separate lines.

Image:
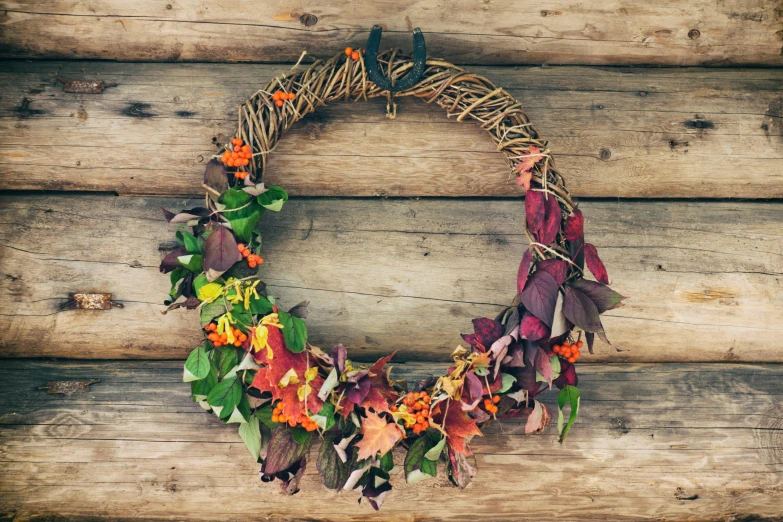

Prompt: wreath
xmin=160 ymin=39 xmax=626 ymax=509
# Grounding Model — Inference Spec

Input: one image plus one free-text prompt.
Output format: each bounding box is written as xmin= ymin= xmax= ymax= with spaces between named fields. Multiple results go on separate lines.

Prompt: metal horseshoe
xmin=365 ymin=25 xmax=426 ymax=92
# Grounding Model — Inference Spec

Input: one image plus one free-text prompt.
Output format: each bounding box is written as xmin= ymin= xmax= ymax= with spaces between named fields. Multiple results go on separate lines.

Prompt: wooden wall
xmin=0 ymin=1 xmax=781 ymax=520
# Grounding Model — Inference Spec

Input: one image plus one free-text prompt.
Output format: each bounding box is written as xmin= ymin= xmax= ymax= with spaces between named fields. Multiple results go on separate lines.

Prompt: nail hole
xmin=599 ymin=148 xmax=612 ymax=161
xmin=688 ymin=29 xmax=700 ymax=39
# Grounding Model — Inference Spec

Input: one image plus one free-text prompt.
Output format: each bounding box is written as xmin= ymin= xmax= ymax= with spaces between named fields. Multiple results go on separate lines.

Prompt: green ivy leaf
xmin=498 ymin=373 xmax=517 ymax=393
xmin=229 ymin=209 xmax=263 ymax=244
xmin=249 ymin=294 xmax=274 ymax=316
xmin=379 ymin=451 xmax=394 ymax=472
xmin=238 ymin=416 xmax=262 ymax=460
xmin=206 ymin=375 xmax=242 ymax=420
xmin=557 ymin=385 xmax=581 ymax=443
xmin=183 ymin=342 xmax=211 ymax=382
xmin=278 ymin=310 xmax=307 ymax=353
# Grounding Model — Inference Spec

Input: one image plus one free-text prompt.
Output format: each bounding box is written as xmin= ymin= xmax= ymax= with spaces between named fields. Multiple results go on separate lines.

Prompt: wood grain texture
xmin=1 ymin=0 xmax=782 ymax=66
xmin=1 ymin=360 xmax=781 ymax=520
xmin=1 ymin=61 xmax=781 ymax=198
xmin=1 ymin=194 xmax=781 ymax=362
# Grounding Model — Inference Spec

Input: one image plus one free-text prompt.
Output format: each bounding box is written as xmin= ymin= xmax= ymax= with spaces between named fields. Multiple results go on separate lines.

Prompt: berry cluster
xmin=344 ymin=47 xmax=361 ymax=60
xmin=483 ymin=394 xmax=501 ymax=414
xmin=272 ymin=402 xmax=318 ymax=431
xmin=392 ymin=391 xmax=431 ymax=434
xmin=237 ymin=243 xmax=263 ymax=268
xmin=222 ymin=137 xmax=252 ymax=172
xmin=553 ymin=341 xmax=583 ymax=363
xmin=272 ymin=90 xmax=295 ymax=108
xmin=204 ymin=322 xmax=247 ymax=348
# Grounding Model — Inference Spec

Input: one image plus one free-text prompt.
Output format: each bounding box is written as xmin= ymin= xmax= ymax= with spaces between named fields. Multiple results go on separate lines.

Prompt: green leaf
xmin=257 ymin=186 xmax=288 ymax=211
xmin=498 ymin=373 xmax=517 ymax=393
xmin=238 ymin=416 xmax=262 ymax=460
xmin=183 ymin=342 xmax=211 ymax=382
xmin=181 ymin=230 xmax=202 ymax=254
xmin=278 ymin=310 xmax=307 ymax=353
xmin=249 ymin=294 xmax=274 ymax=316
xmin=229 ymin=209 xmax=263 ymax=244
xmin=557 ymin=385 xmax=581 ymax=443
xmin=312 ymin=402 xmax=336 ymax=431
xmin=255 ymin=403 xmax=278 ymax=430
xmin=177 ymin=254 xmax=203 ymax=273
xmin=226 ymin=393 xmax=251 ymax=424
xmin=317 ymin=431 xmax=351 ymax=489
xmin=424 ymin=436 xmax=446 ymax=461
xmin=192 ymin=273 xmax=209 ymax=297
xmin=200 ymin=300 xmax=228 ymax=328
xmin=220 ymin=188 xmax=251 ymax=208
xmin=191 ymin=361 xmax=217 ymax=400
xmin=169 ymin=267 xmax=187 ymax=287
xmin=404 ymin=435 xmax=437 ymax=483
xmin=379 ymin=451 xmax=394 ymax=472
xmin=291 ymin=427 xmax=311 ymax=445
xmin=206 ymin=375 xmax=242 ymax=420
xmin=214 ymin=346 xmax=239 ymax=379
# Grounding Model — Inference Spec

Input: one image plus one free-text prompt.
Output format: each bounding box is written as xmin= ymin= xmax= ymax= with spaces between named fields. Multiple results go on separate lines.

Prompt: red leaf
xmin=519 ymin=270 xmax=559 ymax=327
xmin=202 ymin=226 xmax=241 ymax=280
xmin=564 ymin=208 xmax=584 ymax=241
xmin=439 ymin=402 xmax=482 ymax=455
xmin=534 ymin=347 xmax=554 ymax=388
xmin=571 ymin=279 xmax=625 ymax=313
xmin=448 ymin=446 xmax=477 ymax=489
xmin=537 ymin=193 xmax=561 ymax=246
xmin=516 ymin=249 xmax=533 ymax=294
xmin=562 ymin=286 xmax=604 ymax=333
xmin=537 ymin=259 xmax=568 ymax=286
xmin=517 ymin=145 xmax=541 ymax=174
xmin=584 ymin=243 xmax=609 ymax=284
xmin=461 ymin=318 xmax=503 ymax=351
xmin=516 ymin=170 xmax=533 ymax=192
xmin=520 ymin=312 xmax=549 ymax=341
xmin=524 ymin=400 xmax=551 ymax=434
xmin=361 ymin=353 xmax=399 ymax=414
xmin=524 ymin=191 xmax=545 ymax=236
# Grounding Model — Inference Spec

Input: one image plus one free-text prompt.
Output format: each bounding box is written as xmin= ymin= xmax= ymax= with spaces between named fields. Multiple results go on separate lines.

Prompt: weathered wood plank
xmin=1 ymin=194 xmax=780 ymax=361
xmin=1 ymin=0 xmax=782 ymax=66
xmin=0 ymin=360 xmax=780 ymax=520
xmin=1 ymin=61 xmax=781 ymax=198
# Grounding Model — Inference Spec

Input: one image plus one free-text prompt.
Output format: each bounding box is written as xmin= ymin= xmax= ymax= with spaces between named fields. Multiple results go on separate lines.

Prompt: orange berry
xmin=576 ymin=341 xmax=584 ymax=348
xmin=493 ymin=395 xmax=501 ymax=404
xmin=568 ymin=356 xmax=577 ymax=363
xmin=287 ymin=92 xmax=295 ymax=100
xmin=237 ymin=243 xmax=245 ymax=251
xmin=423 ymin=395 xmax=431 ymax=404
xmin=207 ymin=333 xmax=218 ymax=341
xmin=351 ymin=51 xmax=359 ymax=60
xmin=345 ymin=47 xmax=353 ymax=56
xmin=412 ymin=425 xmax=423 ymax=434
xmin=248 ymin=261 xmax=257 ymax=268
xmin=271 ymin=415 xmax=279 ymax=423
xmin=273 ymin=91 xmax=281 ymax=101
xmin=275 ymin=99 xmax=284 ymax=107
xmin=414 ymin=402 xmax=422 ymax=411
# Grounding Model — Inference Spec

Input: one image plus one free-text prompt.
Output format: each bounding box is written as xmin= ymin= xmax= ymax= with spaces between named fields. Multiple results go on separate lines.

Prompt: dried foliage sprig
xmin=161 ymin=48 xmax=626 ymax=509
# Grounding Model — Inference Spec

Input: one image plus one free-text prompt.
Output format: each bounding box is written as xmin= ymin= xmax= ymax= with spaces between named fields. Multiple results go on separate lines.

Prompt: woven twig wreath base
xmin=162 ymin=47 xmax=625 ymax=508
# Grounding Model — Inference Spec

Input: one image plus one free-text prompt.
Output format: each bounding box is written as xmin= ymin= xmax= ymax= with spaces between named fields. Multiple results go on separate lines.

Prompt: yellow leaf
xmin=304 ymin=366 xmax=318 ymax=383
xmin=297 ymin=383 xmax=312 ymax=401
xmin=197 ymin=283 xmax=223 ymax=301
xmin=278 ymin=368 xmax=299 ymax=388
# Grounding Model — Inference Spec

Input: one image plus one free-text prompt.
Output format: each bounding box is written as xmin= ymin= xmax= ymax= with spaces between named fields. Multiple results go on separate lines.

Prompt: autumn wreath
xmin=160 ymin=44 xmax=625 ymax=508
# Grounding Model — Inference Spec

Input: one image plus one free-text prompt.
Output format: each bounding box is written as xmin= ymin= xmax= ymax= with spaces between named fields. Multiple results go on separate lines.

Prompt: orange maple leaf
xmin=440 ymin=400 xmax=483 ymax=455
xmin=354 ymin=410 xmax=402 ymax=461
xmin=515 ymin=145 xmax=542 ymax=192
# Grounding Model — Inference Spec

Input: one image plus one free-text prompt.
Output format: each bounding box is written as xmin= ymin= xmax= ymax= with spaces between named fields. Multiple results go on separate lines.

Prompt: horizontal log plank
xmin=0 ymin=62 xmax=781 ymax=198
xmin=0 ymin=360 xmax=780 ymax=520
xmin=1 ymin=0 xmax=782 ymax=66
xmin=0 ymin=194 xmax=781 ymax=361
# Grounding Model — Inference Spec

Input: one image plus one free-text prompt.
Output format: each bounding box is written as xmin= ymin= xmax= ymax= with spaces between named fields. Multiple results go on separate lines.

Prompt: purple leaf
xmin=520 ymin=312 xmax=549 ymax=341
xmin=585 ymin=332 xmax=595 ymax=354
xmin=538 ymin=193 xmax=561 ymax=246
xmin=159 ymin=246 xmax=188 ymax=273
xmin=519 ymin=270 xmax=559 ymax=327
xmin=537 ymin=259 xmax=568 ymax=286
xmin=570 ymin=237 xmax=585 ymax=270
xmin=564 ymin=208 xmax=584 ymax=241
xmin=516 ymin=249 xmax=533 ymax=295
xmin=448 ymin=447 xmax=477 ymax=489
xmin=331 ymin=344 xmax=347 ymax=374
xmin=571 ymin=279 xmax=626 ymax=314
xmin=584 ymin=243 xmax=609 ymax=284
xmin=554 ymin=359 xmax=578 ymax=389
xmin=525 ymin=191 xmax=545 ymax=235
xmin=161 ymin=206 xmax=210 ymax=224
xmin=202 ymin=226 xmax=241 ymax=281
xmin=345 ymin=375 xmax=371 ymax=404
xmin=203 ymin=158 xmax=229 ymax=195
xmin=461 ymin=318 xmax=503 ymax=351
xmin=563 ymin=286 xmax=604 ymax=333
xmin=262 ymin=426 xmax=312 ymax=476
